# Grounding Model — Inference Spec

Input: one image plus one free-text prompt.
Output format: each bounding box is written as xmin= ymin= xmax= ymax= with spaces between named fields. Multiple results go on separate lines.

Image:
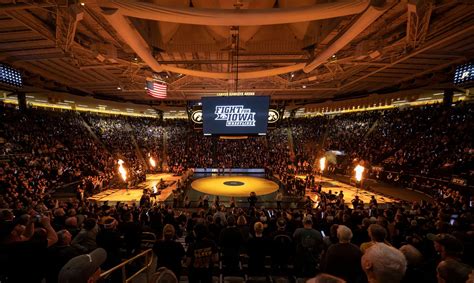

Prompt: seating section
xmin=0 ymin=102 xmax=472 ymax=282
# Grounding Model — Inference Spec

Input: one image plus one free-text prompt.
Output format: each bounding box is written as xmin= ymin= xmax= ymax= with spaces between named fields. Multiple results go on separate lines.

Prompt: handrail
xmin=100 ymin=248 xmax=154 ymax=283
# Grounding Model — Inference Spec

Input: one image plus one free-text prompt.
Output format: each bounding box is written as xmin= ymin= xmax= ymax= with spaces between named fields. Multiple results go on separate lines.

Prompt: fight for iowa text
xmin=214 ymin=105 xmax=256 ymax=126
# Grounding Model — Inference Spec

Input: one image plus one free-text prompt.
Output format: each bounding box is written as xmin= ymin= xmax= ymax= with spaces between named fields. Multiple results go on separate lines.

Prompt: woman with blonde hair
xmin=247 ymin=222 xmax=270 ymax=276
xmin=153 ymin=224 xmax=185 ymax=280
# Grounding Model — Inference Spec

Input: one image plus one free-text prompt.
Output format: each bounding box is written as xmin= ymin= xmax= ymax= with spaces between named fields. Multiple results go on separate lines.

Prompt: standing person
xmin=247 ymin=222 xmax=270 ymax=276
xmin=96 ymin=217 xmax=123 ymax=271
xmin=203 ymin=195 xmax=209 ymax=209
xmin=248 ymin=192 xmax=258 ymax=208
xmin=118 ymin=212 xmax=142 ymax=257
xmin=46 ymin=230 xmax=82 ymax=283
xmin=271 ymin=218 xmax=293 ymax=275
xmin=321 ymin=225 xmax=363 ymax=283
xmin=293 ymin=217 xmax=323 ymax=278
xmin=186 ymin=224 xmax=218 ymax=283
xmin=276 ymin=190 xmax=283 ymax=209
xmin=153 ymin=224 xmax=185 ymax=279
xmin=72 ymin=218 xmax=99 ymax=253
xmin=219 ymin=216 xmax=243 ymax=275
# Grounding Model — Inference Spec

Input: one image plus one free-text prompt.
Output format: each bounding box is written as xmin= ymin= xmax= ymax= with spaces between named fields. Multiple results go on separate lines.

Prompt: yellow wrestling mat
xmin=191 ymin=176 xmax=279 ymax=197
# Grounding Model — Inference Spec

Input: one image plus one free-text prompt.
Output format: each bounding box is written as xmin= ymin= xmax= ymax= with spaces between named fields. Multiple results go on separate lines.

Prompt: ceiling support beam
xmin=4 ymin=10 xmax=55 ymax=41
xmin=341 ymin=24 xmax=474 ymax=89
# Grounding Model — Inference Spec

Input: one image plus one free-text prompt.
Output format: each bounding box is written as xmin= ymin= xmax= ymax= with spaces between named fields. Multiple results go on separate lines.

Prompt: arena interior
xmin=0 ymin=1 xmax=474 ymax=283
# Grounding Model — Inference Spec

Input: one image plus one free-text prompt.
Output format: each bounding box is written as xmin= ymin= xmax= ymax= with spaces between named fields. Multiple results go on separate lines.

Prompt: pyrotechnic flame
xmin=118 ymin=159 xmax=127 ymax=181
xmin=149 ymin=156 xmax=156 ymax=168
xmin=319 ymin=157 xmax=326 ymax=172
xmin=354 ymin=165 xmax=364 ymax=182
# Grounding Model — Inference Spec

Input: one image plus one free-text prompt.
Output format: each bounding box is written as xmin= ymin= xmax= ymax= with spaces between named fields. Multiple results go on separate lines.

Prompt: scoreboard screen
xmin=202 ymin=96 xmax=270 ymax=136
xmin=454 ymin=62 xmax=474 ymax=86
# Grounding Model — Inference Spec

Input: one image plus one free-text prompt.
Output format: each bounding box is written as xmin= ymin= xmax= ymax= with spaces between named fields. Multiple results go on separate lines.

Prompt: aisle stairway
xmin=286 ymin=119 xmax=295 ymax=157
xmin=161 ymin=129 xmax=168 ymax=171
xmin=79 ymin=114 xmax=110 ymax=154
xmin=365 ymin=118 xmax=380 ymax=138
xmin=126 ymin=122 xmax=149 ymax=170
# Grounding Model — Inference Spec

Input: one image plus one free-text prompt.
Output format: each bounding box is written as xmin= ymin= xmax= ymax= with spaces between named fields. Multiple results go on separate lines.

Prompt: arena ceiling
xmin=0 ymin=0 xmax=473 ymax=105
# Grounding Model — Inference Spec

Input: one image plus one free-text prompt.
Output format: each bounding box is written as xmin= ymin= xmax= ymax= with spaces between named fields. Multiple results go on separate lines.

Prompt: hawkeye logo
xmin=214 ymin=105 xmax=256 ymax=127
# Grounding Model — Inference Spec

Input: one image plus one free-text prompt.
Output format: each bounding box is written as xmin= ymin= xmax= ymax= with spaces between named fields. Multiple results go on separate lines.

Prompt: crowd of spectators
xmin=1 ymin=101 xmax=473 ymax=283
xmin=1 ymin=184 xmax=472 ymax=283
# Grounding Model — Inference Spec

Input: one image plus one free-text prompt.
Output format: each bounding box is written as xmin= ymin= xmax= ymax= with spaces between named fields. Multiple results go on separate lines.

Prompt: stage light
xmin=0 ymin=63 xmax=23 ymax=88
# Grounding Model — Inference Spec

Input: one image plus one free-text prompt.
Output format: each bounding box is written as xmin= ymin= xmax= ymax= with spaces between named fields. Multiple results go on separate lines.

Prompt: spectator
xmin=360 ymin=224 xmax=390 ymax=253
xmin=436 ymin=259 xmax=472 ymax=283
xmin=153 ymin=224 xmax=185 ymax=279
xmin=72 ymin=218 xmax=98 ymax=253
xmin=151 ymin=267 xmax=179 ymax=283
xmin=46 ymin=229 xmax=83 ymax=283
xmin=293 ymin=216 xmax=323 ymax=278
xmin=247 ymin=222 xmax=270 ymax=276
xmin=186 ymin=224 xmax=218 ymax=283
xmin=0 ymin=215 xmax=58 ymax=283
xmin=219 ymin=216 xmax=243 ymax=275
xmin=361 ymin=243 xmax=407 ymax=283
xmin=58 ymin=248 xmax=107 ymax=283
xmin=427 ymin=233 xmax=464 ymax=261
xmin=322 ymin=225 xmax=363 ymax=283
xmin=271 ymin=218 xmax=293 ymax=275
xmin=118 ymin=212 xmax=142 ymax=257
xmin=96 ymin=217 xmax=123 ymax=270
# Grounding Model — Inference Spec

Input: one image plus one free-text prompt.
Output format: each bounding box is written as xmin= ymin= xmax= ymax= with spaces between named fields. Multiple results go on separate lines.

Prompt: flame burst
xmin=319 ymin=157 xmax=326 ymax=172
xmin=118 ymin=159 xmax=127 ymax=181
xmin=149 ymin=156 xmax=156 ymax=168
xmin=354 ymin=165 xmax=364 ymax=182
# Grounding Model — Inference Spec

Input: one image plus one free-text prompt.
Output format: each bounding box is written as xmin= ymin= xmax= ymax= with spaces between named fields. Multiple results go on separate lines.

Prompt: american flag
xmin=146 ymin=80 xmax=167 ymax=98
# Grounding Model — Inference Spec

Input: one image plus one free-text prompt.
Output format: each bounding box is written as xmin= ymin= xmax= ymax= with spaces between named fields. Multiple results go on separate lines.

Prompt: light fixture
xmin=291 ymin=73 xmax=295 ymax=78
xmin=302 ymin=85 xmax=306 ymax=89
xmin=117 ymin=86 xmax=121 ymax=90
xmin=80 ymin=2 xmax=85 ymax=6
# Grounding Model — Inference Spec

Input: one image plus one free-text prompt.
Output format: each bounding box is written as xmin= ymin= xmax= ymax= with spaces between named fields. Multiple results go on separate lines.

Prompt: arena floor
xmin=302 ymin=176 xmax=397 ymax=204
xmin=88 ymin=173 xmax=180 ymax=204
xmin=88 ymin=173 xmax=408 ymax=206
